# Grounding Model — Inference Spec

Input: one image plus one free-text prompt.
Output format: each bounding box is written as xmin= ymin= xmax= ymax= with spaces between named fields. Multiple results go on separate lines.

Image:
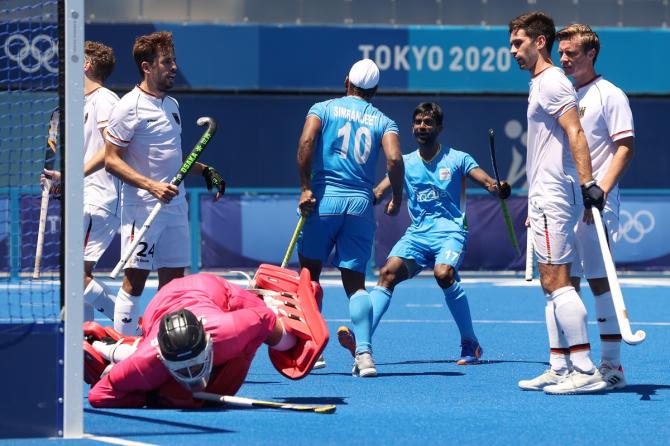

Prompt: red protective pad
xmin=255 ymin=263 xmax=323 ymax=308
xmin=84 ymin=342 xmax=109 ymax=385
xmin=263 ymin=267 xmax=329 ymax=379
xmin=83 ymin=321 xmax=125 ymax=343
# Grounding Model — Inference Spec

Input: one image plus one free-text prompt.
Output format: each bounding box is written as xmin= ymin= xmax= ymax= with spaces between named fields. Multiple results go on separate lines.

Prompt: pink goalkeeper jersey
xmin=88 ymin=274 xmax=276 ymax=408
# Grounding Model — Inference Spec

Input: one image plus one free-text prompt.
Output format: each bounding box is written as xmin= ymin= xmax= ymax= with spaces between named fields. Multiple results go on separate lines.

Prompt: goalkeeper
xmin=338 ymin=102 xmax=511 ymax=368
xmin=84 ymin=272 xmax=326 ymax=408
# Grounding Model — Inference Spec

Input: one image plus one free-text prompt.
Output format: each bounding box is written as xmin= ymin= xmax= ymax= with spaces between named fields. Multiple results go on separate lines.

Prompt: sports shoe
xmin=312 ymin=354 xmax=326 ymax=370
xmin=600 ymin=361 xmax=626 ymax=390
xmin=352 ymin=352 xmax=377 ymax=377
xmin=456 ymin=339 xmax=482 ymax=365
xmin=518 ymin=369 xmax=566 ymax=391
xmin=337 ymin=326 xmax=356 ymax=358
xmin=543 ymin=369 xmax=607 ymax=395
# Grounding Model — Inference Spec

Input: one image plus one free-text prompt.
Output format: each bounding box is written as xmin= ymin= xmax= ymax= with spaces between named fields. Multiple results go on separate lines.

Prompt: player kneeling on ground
xmin=84 ymin=270 xmax=327 ymax=408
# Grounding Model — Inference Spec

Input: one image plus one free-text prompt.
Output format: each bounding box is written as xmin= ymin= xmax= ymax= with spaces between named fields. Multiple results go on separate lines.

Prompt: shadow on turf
xmin=615 ymin=384 xmax=670 ymax=401
xmin=85 ymin=408 xmax=233 ymax=436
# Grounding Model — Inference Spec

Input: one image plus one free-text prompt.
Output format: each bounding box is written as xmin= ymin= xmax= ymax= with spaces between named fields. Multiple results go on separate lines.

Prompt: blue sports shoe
xmin=457 ymin=339 xmax=482 ymax=365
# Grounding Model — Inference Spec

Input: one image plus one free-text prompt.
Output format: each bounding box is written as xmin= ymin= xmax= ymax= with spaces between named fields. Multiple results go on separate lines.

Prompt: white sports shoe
xmin=543 ymin=369 xmax=608 ymax=395
xmin=312 ymin=354 xmax=326 ymax=370
xmin=600 ymin=361 xmax=626 ymax=390
xmin=352 ymin=352 xmax=377 ymax=378
xmin=518 ymin=369 xmax=566 ymax=391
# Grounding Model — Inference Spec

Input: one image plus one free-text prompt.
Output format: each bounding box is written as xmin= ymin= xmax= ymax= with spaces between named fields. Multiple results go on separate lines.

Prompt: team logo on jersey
xmin=439 ymin=168 xmax=451 ymax=181
xmin=172 ymin=112 xmax=180 ymax=125
xmin=578 ymin=106 xmax=586 ymax=118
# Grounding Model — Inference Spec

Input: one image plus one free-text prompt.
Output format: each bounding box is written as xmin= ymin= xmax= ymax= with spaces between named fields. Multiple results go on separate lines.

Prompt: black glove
xmin=496 ymin=182 xmax=512 ymax=200
xmin=581 ymin=181 xmax=604 ymax=210
xmin=203 ymin=166 xmax=226 ymax=196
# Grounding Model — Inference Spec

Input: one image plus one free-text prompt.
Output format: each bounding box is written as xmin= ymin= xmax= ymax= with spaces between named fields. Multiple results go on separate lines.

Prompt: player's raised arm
xmin=467 ymin=166 xmax=511 ymax=199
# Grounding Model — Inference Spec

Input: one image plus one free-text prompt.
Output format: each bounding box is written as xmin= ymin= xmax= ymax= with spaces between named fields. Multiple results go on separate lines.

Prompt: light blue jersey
xmin=404 ymin=146 xmax=478 ymax=234
xmin=308 ymin=96 xmax=398 ymax=199
xmin=389 ymin=145 xmax=478 ymax=271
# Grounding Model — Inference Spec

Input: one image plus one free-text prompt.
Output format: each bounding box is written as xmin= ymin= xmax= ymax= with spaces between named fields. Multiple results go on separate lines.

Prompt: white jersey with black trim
xmin=576 ymin=76 xmax=635 ymax=200
xmin=84 ymin=86 xmax=121 ymax=214
xmin=105 ymin=86 xmax=184 ymax=208
xmin=526 ymin=66 xmax=579 ymax=203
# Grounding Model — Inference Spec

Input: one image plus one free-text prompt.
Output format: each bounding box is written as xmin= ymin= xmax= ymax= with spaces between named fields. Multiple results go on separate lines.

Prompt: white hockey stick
xmin=591 ymin=207 xmax=646 ymax=345
xmin=193 ymin=391 xmax=336 ymax=414
xmin=110 ymin=117 xmax=217 ymax=278
xmin=33 ymin=109 xmax=60 ymax=279
xmin=524 ymin=226 xmax=534 ymax=282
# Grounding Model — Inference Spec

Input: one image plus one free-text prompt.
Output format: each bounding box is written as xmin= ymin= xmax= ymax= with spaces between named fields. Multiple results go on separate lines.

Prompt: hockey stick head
xmin=196 ymin=116 xmax=217 ymax=135
xmin=623 ymin=329 xmax=646 ymax=345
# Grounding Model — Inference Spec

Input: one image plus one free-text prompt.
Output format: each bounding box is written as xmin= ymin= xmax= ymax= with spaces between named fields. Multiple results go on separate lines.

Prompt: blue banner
xmin=84 ymin=23 xmax=670 ymax=94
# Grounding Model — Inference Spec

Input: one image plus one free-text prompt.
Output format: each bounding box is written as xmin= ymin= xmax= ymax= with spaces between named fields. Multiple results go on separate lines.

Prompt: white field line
xmin=325 ymin=318 xmax=670 ymax=326
xmin=82 ymin=434 xmax=157 ymax=446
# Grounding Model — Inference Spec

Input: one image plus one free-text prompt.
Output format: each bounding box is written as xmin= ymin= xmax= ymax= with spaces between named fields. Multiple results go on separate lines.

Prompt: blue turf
xmin=4 ymin=278 xmax=669 ymax=445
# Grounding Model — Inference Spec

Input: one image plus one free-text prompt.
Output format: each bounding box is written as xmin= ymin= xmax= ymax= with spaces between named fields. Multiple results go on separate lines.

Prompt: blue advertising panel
xmin=614 ymin=197 xmax=670 ymax=270
xmin=84 ymin=23 xmax=670 ymax=94
xmin=169 ymin=94 xmax=669 ymax=190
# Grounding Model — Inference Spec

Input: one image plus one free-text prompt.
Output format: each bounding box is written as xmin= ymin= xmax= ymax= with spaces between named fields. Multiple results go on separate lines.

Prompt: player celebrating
xmin=104 ymin=31 xmax=226 ymax=335
xmin=557 ymin=24 xmax=635 ymax=390
xmin=42 ymin=41 xmax=120 ymax=322
xmin=296 ymin=58 xmax=404 ymax=377
xmin=84 ymin=272 xmax=327 ymax=408
xmin=509 ymin=12 xmax=607 ymax=394
xmin=338 ymin=102 xmax=511 ymax=369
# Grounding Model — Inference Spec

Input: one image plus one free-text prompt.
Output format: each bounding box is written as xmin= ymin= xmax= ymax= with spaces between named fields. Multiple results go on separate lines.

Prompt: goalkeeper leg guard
xmin=84 ymin=341 xmax=109 ymax=385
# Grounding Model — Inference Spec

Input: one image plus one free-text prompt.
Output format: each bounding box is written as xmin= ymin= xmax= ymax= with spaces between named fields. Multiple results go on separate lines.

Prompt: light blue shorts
xmin=298 ymin=196 xmax=374 ymax=273
xmin=389 ymin=228 xmax=467 ymax=276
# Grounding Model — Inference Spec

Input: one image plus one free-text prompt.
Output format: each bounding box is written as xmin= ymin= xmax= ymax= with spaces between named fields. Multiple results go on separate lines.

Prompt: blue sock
xmin=370 ymin=286 xmax=392 ymax=335
xmin=349 ymin=290 xmax=373 ymax=354
xmin=442 ymin=281 xmax=477 ymax=342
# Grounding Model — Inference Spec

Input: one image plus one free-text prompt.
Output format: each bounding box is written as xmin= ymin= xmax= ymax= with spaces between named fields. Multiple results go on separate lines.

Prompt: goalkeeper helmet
xmin=157 ymin=309 xmax=213 ymax=391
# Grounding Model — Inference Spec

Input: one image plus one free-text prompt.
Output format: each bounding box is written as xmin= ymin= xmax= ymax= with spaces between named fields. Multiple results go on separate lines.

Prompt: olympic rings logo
xmin=619 ymin=209 xmax=655 ymax=244
xmin=4 ymin=33 xmax=58 ymax=74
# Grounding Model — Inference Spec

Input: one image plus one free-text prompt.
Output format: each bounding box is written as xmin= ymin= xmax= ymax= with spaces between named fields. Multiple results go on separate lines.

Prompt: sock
xmin=84 ymin=278 xmax=116 ymax=321
xmin=114 ymin=289 xmax=141 ymax=336
xmin=594 ymin=291 xmax=622 ymax=367
xmin=348 ymin=290 xmax=373 ymax=355
xmin=442 ymin=281 xmax=476 ymax=342
xmin=545 ymin=297 xmax=571 ymax=374
xmin=551 ymin=286 xmax=595 ymax=373
xmin=269 ymin=322 xmax=297 ymax=352
xmin=370 ymin=286 xmax=392 ymax=335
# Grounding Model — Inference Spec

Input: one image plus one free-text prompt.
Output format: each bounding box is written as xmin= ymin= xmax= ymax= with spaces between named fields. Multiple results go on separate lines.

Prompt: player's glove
xmin=497 ymin=181 xmax=512 ymax=200
xmin=581 ymin=181 xmax=605 ymax=210
xmin=203 ymin=166 xmax=226 ymax=196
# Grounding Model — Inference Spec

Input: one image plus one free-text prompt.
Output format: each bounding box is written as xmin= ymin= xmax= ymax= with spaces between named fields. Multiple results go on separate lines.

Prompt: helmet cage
xmin=159 ymin=333 xmax=213 ymax=391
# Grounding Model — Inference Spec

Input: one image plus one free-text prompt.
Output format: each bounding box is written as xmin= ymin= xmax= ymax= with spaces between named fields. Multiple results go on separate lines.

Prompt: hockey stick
xmin=110 ymin=117 xmax=217 ymax=278
xmin=524 ymin=226 xmax=534 ymax=281
xmin=488 ymin=129 xmax=521 ymax=256
xmin=33 ymin=109 xmax=60 ymax=279
xmin=280 ymin=215 xmax=305 ymax=268
xmin=591 ymin=207 xmax=646 ymax=345
xmin=193 ymin=391 xmax=336 ymax=414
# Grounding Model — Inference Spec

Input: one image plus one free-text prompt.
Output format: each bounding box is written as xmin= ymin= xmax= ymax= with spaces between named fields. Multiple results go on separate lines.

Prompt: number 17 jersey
xmin=308 ymin=95 xmax=398 ymax=199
